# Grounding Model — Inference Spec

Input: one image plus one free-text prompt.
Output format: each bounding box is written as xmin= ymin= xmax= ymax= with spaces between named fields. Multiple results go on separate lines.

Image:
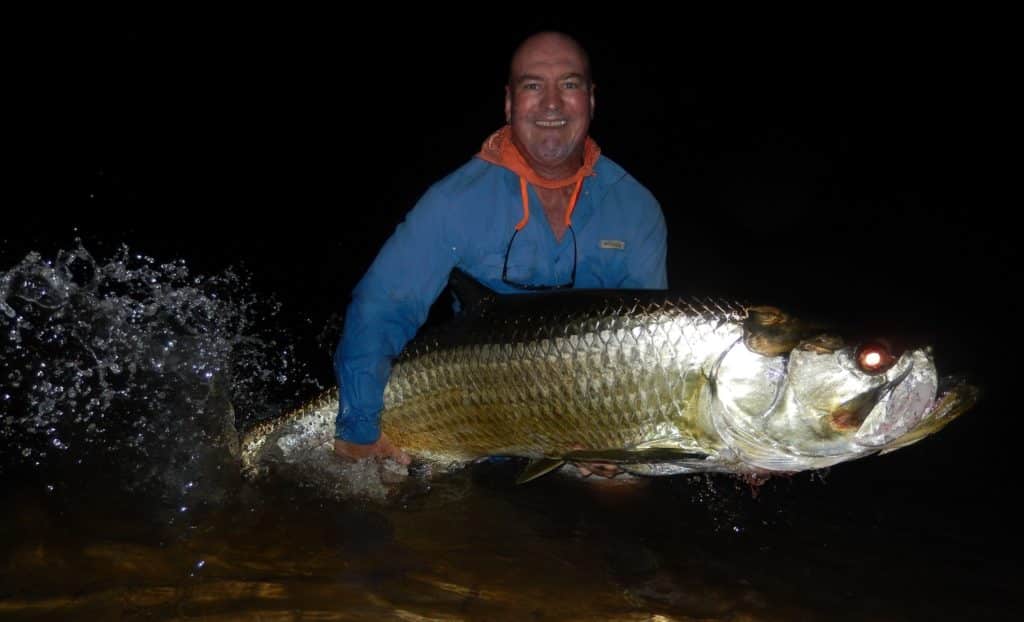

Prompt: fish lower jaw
xmin=722 ymin=443 xmax=874 ymax=473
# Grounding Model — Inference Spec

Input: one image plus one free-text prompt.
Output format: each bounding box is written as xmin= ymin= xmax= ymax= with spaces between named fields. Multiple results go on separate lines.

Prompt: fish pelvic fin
xmin=516 ymin=458 xmax=567 ymax=484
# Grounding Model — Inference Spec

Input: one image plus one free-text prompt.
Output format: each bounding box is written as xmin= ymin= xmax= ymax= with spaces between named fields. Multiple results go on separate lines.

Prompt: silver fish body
xmin=241 ymin=272 xmax=975 ymax=481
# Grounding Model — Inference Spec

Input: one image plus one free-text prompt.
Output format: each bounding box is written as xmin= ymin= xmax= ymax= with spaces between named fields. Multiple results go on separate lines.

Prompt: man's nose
xmin=541 ymin=87 xmax=561 ymax=110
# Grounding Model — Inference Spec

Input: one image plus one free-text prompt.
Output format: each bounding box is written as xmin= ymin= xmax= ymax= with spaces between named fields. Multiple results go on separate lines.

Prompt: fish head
xmin=712 ymin=317 xmax=976 ymax=471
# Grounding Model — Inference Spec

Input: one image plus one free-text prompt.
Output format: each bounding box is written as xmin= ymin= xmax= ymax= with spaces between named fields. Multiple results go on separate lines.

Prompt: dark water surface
xmin=1 ymin=452 xmax=1014 ymax=621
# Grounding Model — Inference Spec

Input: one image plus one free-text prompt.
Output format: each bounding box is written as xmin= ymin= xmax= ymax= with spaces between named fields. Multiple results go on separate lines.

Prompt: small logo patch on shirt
xmin=600 ymin=239 xmax=626 ymax=250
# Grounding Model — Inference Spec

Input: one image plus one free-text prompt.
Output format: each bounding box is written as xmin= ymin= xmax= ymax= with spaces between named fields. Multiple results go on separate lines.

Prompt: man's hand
xmin=333 ymin=435 xmax=411 ymax=465
xmin=568 ymin=444 xmax=622 ymax=478
xmin=574 ymin=461 xmax=622 ymax=478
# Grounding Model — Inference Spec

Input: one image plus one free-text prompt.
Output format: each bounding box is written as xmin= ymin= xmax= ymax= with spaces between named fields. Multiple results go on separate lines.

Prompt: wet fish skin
xmin=241 ymin=271 xmax=975 ymax=481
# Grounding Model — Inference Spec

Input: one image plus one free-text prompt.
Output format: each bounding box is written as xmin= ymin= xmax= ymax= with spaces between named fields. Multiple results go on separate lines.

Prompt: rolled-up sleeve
xmin=334 ymin=186 xmax=457 ymax=442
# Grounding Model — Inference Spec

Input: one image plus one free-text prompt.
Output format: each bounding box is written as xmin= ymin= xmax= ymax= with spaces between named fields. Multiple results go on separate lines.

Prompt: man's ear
xmin=504 ymin=85 xmax=512 ymax=124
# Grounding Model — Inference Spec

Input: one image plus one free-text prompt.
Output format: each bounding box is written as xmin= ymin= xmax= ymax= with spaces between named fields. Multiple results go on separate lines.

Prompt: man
xmin=333 ymin=32 xmax=668 ymax=477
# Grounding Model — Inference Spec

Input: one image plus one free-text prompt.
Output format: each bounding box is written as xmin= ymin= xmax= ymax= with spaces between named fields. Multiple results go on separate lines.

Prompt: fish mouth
xmin=926 ymin=376 xmax=979 ymax=422
xmin=854 ymin=366 xmax=975 ymax=450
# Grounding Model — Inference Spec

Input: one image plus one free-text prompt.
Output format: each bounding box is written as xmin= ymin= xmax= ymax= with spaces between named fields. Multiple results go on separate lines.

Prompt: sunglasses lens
xmin=501 ymin=226 xmax=577 ymax=291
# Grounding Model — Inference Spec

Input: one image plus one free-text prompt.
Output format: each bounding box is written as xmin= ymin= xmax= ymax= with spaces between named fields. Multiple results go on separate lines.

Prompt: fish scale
xmin=363 ymin=291 xmax=740 ymax=461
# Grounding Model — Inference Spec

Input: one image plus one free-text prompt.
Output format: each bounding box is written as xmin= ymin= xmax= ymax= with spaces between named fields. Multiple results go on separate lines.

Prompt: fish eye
xmin=855 ymin=341 xmax=897 ymax=374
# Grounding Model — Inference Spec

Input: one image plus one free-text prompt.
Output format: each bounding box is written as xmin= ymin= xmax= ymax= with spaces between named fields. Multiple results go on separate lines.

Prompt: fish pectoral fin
xmin=516 ymin=458 xmax=567 ymax=484
xmin=563 ymin=448 xmax=709 ymax=463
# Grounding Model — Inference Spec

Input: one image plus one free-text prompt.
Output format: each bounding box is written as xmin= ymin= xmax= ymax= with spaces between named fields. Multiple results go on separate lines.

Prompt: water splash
xmin=0 ymin=242 xmax=319 ymax=499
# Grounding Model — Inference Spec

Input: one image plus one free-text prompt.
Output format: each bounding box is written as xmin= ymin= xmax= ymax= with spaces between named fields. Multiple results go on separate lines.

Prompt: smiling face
xmin=505 ymin=32 xmax=595 ymax=180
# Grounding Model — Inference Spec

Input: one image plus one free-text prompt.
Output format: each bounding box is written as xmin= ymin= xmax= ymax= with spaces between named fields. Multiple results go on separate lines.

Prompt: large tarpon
xmin=241 ymin=270 xmax=976 ymax=483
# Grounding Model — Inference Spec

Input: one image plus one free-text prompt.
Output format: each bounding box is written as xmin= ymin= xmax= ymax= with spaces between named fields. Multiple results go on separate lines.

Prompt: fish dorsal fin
xmin=448 ymin=267 xmax=497 ymax=313
xmin=516 ymin=458 xmax=566 ymax=484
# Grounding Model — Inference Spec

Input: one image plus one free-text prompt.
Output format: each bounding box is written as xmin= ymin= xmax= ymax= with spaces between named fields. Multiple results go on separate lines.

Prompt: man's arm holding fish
xmin=333 ymin=186 xmax=456 ymax=465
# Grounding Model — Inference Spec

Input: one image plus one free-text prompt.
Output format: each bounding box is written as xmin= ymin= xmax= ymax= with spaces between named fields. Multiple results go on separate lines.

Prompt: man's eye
xmin=563 ymin=81 xmax=579 ymax=89
xmin=523 ymin=83 xmax=540 ymax=91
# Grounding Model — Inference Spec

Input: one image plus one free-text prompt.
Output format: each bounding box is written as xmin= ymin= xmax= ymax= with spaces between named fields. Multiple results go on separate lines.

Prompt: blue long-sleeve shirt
xmin=335 ymin=154 xmax=667 ymax=443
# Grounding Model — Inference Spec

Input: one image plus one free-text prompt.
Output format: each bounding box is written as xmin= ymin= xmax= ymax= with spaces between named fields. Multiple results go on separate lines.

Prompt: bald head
xmin=508 ymin=32 xmax=592 ymax=89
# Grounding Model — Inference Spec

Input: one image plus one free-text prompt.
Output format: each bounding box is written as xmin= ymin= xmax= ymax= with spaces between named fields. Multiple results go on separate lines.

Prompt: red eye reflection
xmin=855 ymin=341 xmax=897 ymax=374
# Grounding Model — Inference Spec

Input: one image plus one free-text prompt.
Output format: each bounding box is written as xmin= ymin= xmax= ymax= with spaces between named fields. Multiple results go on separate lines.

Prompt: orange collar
xmin=476 ymin=125 xmax=600 ymax=189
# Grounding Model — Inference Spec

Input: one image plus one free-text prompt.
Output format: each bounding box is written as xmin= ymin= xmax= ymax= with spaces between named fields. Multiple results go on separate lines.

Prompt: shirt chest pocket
xmin=479 ymin=239 xmax=538 ymax=283
xmin=581 ymin=241 xmax=628 ymax=287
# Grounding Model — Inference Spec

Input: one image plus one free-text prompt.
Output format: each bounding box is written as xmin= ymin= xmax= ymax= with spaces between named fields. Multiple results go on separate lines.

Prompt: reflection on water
xmin=0 ymin=245 xmax=1014 ymax=620
xmin=1 ymin=458 xmax=1014 ymax=621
